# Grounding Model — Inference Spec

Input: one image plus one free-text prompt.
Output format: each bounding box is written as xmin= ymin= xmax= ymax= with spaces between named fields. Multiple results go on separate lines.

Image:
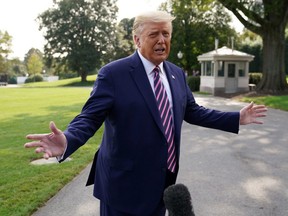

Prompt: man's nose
xmin=157 ymin=34 xmax=165 ymax=43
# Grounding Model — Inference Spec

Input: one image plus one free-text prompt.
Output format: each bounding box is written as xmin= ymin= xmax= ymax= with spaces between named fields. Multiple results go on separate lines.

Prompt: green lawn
xmin=239 ymin=94 xmax=288 ymax=111
xmin=0 ymin=81 xmax=102 ymax=216
xmin=237 ymin=76 xmax=288 ymax=111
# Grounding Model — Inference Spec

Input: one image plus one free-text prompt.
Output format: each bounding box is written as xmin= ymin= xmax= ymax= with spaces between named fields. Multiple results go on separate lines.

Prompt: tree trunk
xmin=81 ymin=71 xmax=87 ymax=82
xmin=257 ymin=26 xmax=288 ymax=94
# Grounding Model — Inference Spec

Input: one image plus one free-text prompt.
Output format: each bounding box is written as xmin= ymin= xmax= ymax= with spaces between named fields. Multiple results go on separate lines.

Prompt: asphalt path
xmin=32 ymin=94 xmax=288 ymax=216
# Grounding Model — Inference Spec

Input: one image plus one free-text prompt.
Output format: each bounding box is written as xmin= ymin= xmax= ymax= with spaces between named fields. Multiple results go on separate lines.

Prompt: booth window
xmin=238 ymin=62 xmax=246 ymax=77
xmin=204 ymin=61 xmax=214 ymax=76
xmin=217 ymin=61 xmax=224 ymax=77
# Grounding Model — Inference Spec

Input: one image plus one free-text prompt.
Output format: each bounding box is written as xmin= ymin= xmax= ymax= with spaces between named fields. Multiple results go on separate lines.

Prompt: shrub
xmin=187 ymin=76 xmax=200 ymax=92
xmin=25 ymin=74 xmax=43 ymax=83
xmin=8 ymin=76 xmax=17 ymax=84
xmin=249 ymin=73 xmax=262 ymax=85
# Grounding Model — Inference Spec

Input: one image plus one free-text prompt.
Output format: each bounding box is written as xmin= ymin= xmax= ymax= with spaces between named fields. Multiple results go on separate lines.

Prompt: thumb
xmin=241 ymin=101 xmax=253 ymax=113
xmin=246 ymin=101 xmax=254 ymax=110
xmin=49 ymin=121 xmax=62 ymax=135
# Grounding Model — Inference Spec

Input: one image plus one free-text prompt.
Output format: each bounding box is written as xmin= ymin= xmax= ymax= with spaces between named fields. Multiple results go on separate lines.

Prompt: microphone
xmin=163 ymin=183 xmax=195 ymax=216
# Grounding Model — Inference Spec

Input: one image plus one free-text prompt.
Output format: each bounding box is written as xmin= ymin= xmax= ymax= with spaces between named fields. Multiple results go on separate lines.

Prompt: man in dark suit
xmin=24 ymin=11 xmax=267 ymax=216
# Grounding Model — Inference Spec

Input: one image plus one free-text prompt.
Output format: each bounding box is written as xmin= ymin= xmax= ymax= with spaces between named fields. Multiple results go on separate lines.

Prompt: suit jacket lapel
xmin=129 ymin=53 xmax=165 ymax=134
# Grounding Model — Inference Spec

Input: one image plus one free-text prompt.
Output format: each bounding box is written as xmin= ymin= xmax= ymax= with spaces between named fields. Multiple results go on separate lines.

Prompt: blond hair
xmin=132 ymin=11 xmax=175 ymax=36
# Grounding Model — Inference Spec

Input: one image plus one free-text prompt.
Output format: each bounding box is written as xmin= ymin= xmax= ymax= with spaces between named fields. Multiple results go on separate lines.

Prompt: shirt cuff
xmin=56 ymin=141 xmax=68 ymax=162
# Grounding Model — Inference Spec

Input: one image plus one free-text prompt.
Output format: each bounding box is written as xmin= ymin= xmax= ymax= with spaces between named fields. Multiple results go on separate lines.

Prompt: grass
xmin=236 ymin=76 xmax=288 ymax=111
xmin=0 ymin=78 xmax=102 ymax=216
xmin=238 ymin=94 xmax=288 ymax=111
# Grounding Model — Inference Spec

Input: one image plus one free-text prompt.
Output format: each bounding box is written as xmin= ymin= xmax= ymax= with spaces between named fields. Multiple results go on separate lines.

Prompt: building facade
xmin=197 ymin=46 xmax=254 ymax=96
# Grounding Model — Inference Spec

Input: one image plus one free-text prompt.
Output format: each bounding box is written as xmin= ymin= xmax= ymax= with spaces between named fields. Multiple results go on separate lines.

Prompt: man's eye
xmin=163 ymin=33 xmax=170 ymax=37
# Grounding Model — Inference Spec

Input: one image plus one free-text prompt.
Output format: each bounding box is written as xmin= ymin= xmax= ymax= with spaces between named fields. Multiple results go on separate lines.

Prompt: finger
xmin=241 ymin=101 xmax=254 ymax=112
xmin=50 ymin=121 xmax=62 ymax=135
xmin=253 ymin=120 xmax=264 ymax=124
xmin=253 ymin=105 xmax=266 ymax=109
xmin=253 ymin=109 xmax=267 ymax=116
xmin=35 ymin=146 xmax=45 ymax=153
xmin=43 ymin=152 xmax=51 ymax=160
xmin=254 ymin=107 xmax=267 ymax=112
xmin=253 ymin=106 xmax=267 ymax=111
xmin=255 ymin=114 xmax=267 ymax=118
xmin=247 ymin=101 xmax=254 ymax=109
xmin=45 ymin=149 xmax=53 ymax=158
xmin=256 ymin=108 xmax=268 ymax=113
xmin=34 ymin=146 xmax=52 ymax=159
xmin=24 ymin=141 xmax=44 ymax=148
xmin=26 ymin=134 xmax=49 ymax=140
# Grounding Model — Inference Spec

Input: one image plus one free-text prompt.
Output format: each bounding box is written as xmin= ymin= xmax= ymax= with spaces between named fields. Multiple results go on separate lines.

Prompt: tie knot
xmin=153 ymin=66 xmax=160 ymax=74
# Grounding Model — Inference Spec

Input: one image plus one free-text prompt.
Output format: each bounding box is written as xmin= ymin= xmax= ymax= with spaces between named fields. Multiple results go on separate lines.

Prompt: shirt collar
xmin=137 ymin=50 xmax=164 ymax=75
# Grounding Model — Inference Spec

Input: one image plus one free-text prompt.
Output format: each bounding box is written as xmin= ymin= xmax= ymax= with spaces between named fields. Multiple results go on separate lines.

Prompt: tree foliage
xmin=38 ymin=0 xmax=118 ymax=82
xmin=26 ymin=49 xmax=44 ymax=77
xmin=217 ymin=0 xmax=288 ymax=93
xmin=0 ymin=30 xmax=12 ymax=73
xmin=238 ymin=30 xmax=262 ymax=72
xmin=6 ymin=58 xmax=27 ymax=81
xmin=160 ymin=0 xmax=236 ymax=75
xmin=113 ymin=18 xmax=135 ymax=59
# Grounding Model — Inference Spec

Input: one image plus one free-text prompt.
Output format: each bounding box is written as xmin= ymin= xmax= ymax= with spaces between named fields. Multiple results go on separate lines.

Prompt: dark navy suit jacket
xmin=61 ymin=52 xmax=239 ymax=215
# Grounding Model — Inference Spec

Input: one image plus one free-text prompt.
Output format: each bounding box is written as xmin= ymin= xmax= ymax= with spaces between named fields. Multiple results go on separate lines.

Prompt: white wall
xmin=43 ymin=76 xmax=59 ymax=82
xmin=17 ymin=76 xmax=27 ymax=84
xmin=17 ymin=76 xmax=59 ymax=84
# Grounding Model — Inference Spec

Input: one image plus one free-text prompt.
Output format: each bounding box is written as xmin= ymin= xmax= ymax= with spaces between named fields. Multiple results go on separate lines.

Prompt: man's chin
xmin=154 ymin=55 xmax=168 ymax=64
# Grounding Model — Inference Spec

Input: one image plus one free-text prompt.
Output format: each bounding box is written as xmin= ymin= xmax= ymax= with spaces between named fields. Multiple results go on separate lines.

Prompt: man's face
xmin=134 ymin=21 xmax=172 ymax=65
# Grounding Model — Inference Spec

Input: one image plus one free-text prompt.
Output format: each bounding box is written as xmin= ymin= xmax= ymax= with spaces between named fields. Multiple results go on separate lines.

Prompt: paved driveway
xmin=32 ymin=95 xmax=288 ymax=216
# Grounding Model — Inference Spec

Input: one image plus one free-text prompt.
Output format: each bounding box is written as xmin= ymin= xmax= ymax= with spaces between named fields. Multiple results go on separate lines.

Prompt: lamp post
xmin=177 ymin=51 xmax=184 ymax=73
xmin=177 ymin=51 xmax=183 ymax=59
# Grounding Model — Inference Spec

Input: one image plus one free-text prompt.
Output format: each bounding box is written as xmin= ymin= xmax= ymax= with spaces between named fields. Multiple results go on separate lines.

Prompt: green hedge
xmin=249 ymin=73 xmax=262 ymax=85
xmin=8 ymin=76 xmax=17 ymax=84
xmin=25 ymin=74 xmax=44 ymax=83
xmin=187 ymin=76 xmax=200 ymax=92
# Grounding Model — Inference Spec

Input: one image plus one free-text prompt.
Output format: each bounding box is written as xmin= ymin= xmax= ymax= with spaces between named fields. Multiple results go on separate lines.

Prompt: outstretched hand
xmin=24 ymin=121 xmax=67 ymax=159
xmin=239 ymin=102 xmax=267 ymax=125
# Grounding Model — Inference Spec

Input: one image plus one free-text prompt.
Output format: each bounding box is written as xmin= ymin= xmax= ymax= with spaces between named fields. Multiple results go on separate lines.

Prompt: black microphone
xmin=163 ymin=183 xmax=195 ymax=216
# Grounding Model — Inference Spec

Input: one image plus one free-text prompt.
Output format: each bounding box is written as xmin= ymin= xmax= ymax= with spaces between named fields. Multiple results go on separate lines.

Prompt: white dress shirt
xmin=137 ymin=50 xmax=174 ymax=110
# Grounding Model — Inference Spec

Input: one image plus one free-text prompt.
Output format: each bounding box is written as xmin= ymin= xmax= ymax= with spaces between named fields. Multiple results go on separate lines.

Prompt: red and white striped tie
xmin=153 ymin=66 xmax=176 ymax=173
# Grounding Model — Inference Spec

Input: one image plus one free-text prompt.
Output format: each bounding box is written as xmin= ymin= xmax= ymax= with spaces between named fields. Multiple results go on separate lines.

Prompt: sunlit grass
xmin=237 ymin=76 xmax=288 ymax=111
xmin=0 ymin=86 xmax=102 ymax=216
xmin=239 ymin=94 xmax=288 ymax=111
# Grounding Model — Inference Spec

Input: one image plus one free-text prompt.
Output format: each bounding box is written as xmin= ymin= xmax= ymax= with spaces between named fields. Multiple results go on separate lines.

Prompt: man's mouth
xmin=155 ymin=48 xmax=165 ymax=54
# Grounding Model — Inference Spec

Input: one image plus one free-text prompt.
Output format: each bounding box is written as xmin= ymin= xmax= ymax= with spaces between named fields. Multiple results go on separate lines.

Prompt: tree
xmin=9 ymin=58 xmax=27 ymax=76
xmin=161 ymin=0 xmax=236 ymax=75
xmin=238 ymin=30 xmax=263 ymax=72
xmin=113 ymin=18 xmax=135 ymax=59
xmin=24 ymin=48 xmax=43 ymax=64
xmin=217 ymin=0 xmax=288 ymax=93
xmin=5 ymin=58 xmax=27 ymax=84
xmin=0 ymin=30 xmax=12 ymax=73
xmin=26 ymin=50 xmax=44 ymax=79
xmin=38 ymin=0 xmax=118 ymax=82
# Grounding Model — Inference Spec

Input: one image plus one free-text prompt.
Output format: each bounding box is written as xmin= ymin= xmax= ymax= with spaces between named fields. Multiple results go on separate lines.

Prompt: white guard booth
xmin=197 ymin=46 xmax=254 ymax=96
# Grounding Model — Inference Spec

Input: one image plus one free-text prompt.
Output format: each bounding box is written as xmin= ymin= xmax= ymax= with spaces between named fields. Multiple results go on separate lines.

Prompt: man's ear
xmin=133 ymin=35 xmax=140 ymax=48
